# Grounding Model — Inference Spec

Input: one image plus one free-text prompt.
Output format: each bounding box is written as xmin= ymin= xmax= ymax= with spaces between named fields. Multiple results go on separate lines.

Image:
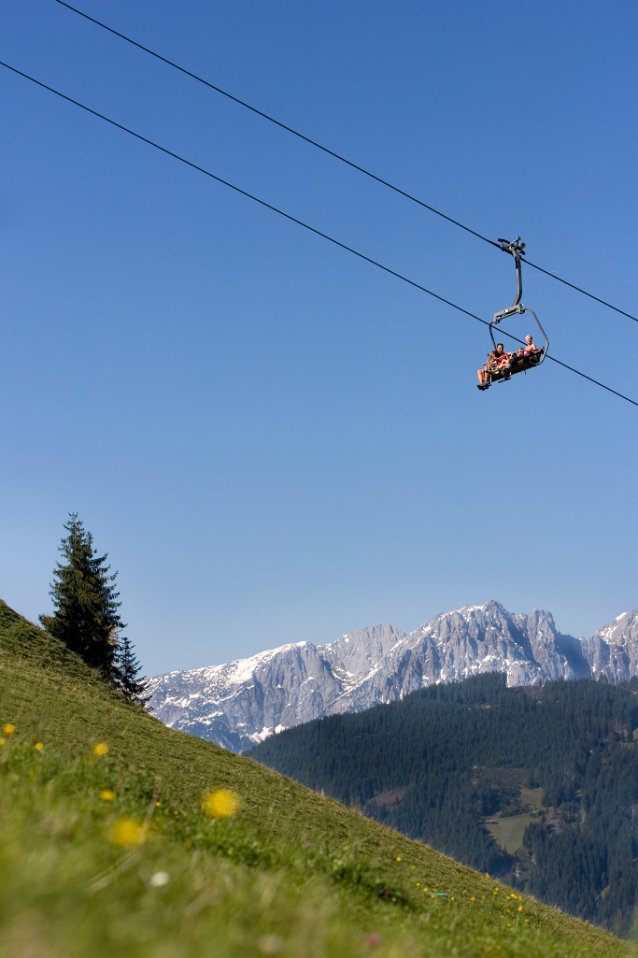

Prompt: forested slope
xmin=250 ymin=673 xmax=638 ymax=935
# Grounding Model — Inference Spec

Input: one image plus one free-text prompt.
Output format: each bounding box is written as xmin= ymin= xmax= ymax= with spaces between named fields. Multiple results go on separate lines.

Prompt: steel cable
xmin=51 ymin=0 xmax=638 ymax=326
xmin=1 ymin=59 xmax=636 ymax=409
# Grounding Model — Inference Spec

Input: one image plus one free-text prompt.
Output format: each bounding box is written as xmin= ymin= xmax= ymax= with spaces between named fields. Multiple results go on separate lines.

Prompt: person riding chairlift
xmin=524 ymin=334 xmax=538 ymax=355
xmin=509 ymin=346 xmax=526 ymax=369
xmin=478 ymin=343 xmax=509 ymax=388
xmin=511 ymin=334 xmax=542 ymax=369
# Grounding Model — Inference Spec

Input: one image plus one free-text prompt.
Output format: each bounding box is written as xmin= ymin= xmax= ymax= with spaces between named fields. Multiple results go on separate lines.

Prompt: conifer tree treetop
xmin=118 ymin=635 xmax=150 ymax=705
xmin=43 ymin=513 xmax=124 ymax=682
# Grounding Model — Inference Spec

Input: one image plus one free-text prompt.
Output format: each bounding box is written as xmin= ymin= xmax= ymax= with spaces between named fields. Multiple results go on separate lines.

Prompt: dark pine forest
xmin=250 ymin=674 xmax=638 ymax=935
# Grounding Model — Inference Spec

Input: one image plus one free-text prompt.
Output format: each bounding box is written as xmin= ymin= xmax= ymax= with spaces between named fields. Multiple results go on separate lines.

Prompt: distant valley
xmin=148 ymin=600 xmax=638 ymax=751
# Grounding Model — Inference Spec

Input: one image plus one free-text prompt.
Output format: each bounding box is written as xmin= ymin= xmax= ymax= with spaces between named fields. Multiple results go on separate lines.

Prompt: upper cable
xmin=52 ymin=0 xmax=638 ymax=326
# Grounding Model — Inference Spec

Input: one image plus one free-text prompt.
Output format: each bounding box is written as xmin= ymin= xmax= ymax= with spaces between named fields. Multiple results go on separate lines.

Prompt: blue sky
xmin=1 ymin=0 xmax=636 ymax=676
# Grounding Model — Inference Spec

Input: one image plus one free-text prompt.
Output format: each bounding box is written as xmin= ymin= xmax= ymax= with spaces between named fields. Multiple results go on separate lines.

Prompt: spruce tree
xmin=42 ymin=514 xmax=124 ymax=682
xmin=117 ymin=635 xmax=150 ymax=705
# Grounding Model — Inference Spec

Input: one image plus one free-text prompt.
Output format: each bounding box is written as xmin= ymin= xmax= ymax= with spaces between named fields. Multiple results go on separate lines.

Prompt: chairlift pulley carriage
xmin=478 ymin=237 xmax=549 ymax=390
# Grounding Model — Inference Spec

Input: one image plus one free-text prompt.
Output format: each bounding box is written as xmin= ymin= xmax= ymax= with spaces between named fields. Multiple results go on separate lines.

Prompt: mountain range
xmin=147 ymin=600 xmax=638 ymax=752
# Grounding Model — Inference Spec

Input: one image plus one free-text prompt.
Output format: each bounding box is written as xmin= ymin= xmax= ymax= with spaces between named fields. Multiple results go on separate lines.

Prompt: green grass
xmin=486 ymin=816 xmax=533 ymax=855
xmin=486 ymin=788 xmax=543 ymax=854
xmin=0 ymin=597 xmax=635 ymax=958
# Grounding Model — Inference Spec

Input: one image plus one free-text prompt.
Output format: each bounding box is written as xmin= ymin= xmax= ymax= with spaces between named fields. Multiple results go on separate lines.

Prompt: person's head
xmin=518 ymin=347 xmax=524 ymax=354
xmin=525 ymin=334 xmax=533 ymax=345
xmin=496 ymin=343 xmax=504 ymax=354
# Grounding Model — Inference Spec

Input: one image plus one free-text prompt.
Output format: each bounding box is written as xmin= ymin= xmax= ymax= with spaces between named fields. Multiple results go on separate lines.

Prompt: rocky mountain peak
xmin=147 ymin=601 xmax=638 ymax=752
xmin=582 ymin=608 xmax=638 ymax=682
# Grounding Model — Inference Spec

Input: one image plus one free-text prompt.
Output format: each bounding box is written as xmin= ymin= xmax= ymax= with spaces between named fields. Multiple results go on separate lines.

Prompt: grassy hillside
xmin=0 ymin=600 xmax=633 ymax=958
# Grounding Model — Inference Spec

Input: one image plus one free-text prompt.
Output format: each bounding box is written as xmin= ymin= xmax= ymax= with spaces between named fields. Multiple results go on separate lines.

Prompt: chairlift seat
xmin=487 ymin=349 xmax=545 ymax=384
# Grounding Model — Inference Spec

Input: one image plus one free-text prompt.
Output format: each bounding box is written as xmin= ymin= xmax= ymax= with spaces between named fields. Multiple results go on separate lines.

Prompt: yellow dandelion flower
xmin=424 ymin=887 xmax=428 ymax=892
xmin=35 ymin=743 xmax=43 ymax=750
xmin=493 ymin=888 xmax=499 ymax=895
xmin=416 ymin=882 xmax=420 ymax=886
xmin=396 ymin=856 xmax=402 ymax=862
xmin=107 ymin=818 xmax=144 ymax=847
xmin=524 ymin=918 xmax=529 ymax=925
xmin=155 ymin=801 xmax=161 ymax=807
xmin=101 ymin=790 xmax=115 ymax=801
xmin=471 ymin=896 xmax=476 ymax=901
xmin=201 ymin=788 xmax=241 ymax=818
xmin=518 ymin=905 xmax=523 ymax=912
xmin=584 ymin=920 xmax=589 ymax=926
xmin=3 ymin=724 xmax=15 ymax=736
xmin=93 ymin=743 xmax=109 ymax=757
xmin=0 ymin=739 xmax=4 ymax=746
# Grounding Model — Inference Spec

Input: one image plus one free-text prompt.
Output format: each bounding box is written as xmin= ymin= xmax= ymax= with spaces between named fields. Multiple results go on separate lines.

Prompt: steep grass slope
xmin=0 ymin=599 xmax=633 ymax=958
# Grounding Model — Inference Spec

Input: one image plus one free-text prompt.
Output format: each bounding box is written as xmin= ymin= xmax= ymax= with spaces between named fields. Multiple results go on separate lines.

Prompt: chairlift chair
xmin=478 ymin=237 xmax=549 ymax=390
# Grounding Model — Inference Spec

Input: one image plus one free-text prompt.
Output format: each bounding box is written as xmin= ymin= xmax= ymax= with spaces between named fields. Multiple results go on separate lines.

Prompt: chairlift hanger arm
xmin=487 ymin=237 xmax=549 ymax=366
xmin=493 ymin=237 xmax=526 ymax=323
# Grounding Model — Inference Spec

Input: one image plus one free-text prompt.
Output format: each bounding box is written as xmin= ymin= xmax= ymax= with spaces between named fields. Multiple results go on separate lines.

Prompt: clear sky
xmin=1 ymin=0 xmax=636 ymax=677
